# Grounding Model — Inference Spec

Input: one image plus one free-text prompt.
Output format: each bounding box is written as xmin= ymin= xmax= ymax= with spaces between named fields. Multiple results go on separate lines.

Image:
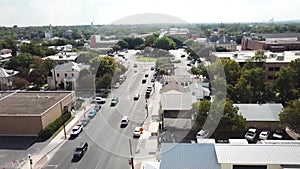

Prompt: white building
xmin=0 ymin=68 xmax=19 ymax=90
xmin=43 ymin=52 xmax=79 ymax=65
xmin=48 ymin=62 xmax=90 ymax=90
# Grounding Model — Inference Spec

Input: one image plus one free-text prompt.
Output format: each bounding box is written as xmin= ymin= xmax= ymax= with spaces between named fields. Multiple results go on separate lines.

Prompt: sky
xmin=1 ymin=0 xmax=300 ymax=27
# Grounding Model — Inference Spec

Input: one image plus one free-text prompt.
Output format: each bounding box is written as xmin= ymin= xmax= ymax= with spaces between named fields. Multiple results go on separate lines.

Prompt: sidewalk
xmin=134 ymin=81 xmax=162 ymax=169
xmin=20 ymin=99 xmax=94 ymax=169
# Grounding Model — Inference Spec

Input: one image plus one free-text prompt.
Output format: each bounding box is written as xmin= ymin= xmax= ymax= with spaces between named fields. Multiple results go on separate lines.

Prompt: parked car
xmin=150 ymin=66 xmax=155 ymax=70
xmin=196 ymin=129 xmax=210 ymax=139
xmin=145 ymin=90 xmax=151 ymax=99
xmin=70 ymin=125 xmax=83 ymax=138
xmin=73 ymin=142 xmax=88 ymax=160
xmin=245 ymin=128 xmax=257 ymax=141
xmin=181 ymin=54 xmax=185 ymax=58
xmin=272 ymin=129 xmax=284 ymax=139
xmin=147 ymin=86 xmax=152 ymax=92
xmin=133 ymin=127 xmax=142 ymax=138
xmin=134 ymin=94 xmax=140 ymax=100
xmin=94 ymin=104 xmax=101 ymax=112
xmin=95 ymin=97 xmax=106 ymax=104
xmin=81 ymin=118 xmax=90 ymax=127
xmin=151 ymin=78 xmax=155 ymax=82
xmin=145 ymin=74 xmax=149 ymax=78
xmin=110 ymin=97 xmax=119 ymax=106
xmin=259 ymin=130 xmax=270 ymax=140
xmin=121 ymin=116 xmax=130 ymax=126
xmin=88 ymin=110 xmax=97 ymax=118
xmin=113 ymin=82 xmax=120 ymax=89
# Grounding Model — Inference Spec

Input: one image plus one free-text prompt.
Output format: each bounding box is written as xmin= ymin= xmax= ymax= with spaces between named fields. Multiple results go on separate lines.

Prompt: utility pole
xmin=129 ymin=139 xmax=134 ymax=169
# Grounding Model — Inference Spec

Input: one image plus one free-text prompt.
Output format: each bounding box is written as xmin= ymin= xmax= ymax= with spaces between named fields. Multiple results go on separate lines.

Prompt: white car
xmin=259 ymin=130 xmax=270 ymax=140
xmin=70 ymin=125 xmax=83 ymax=137
xmin=133 ymin=94 xmax=140 ymax=100
xmin=121 ymin=116 xmax=130 ymax=126
xmin=245 ymin=128 xmax=257 ymax=141
xmin=133 ymin=127 xmax=142 ymax=138
xmin=272 ymin=130 xmax=284 ymax=139
xmin=196 ymin=130 xmax=210 ymax=139
xmin=95 ymin=97 xmax=106 ymax=104
xmin=114 ymin=82 xmax=120 ymax=89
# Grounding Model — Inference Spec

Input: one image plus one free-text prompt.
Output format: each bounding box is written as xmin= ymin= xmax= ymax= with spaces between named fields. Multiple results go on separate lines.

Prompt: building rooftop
xmin=160 ymin=143 xmax=220 ymax=169
xmin=54 ymin=62 xmax=90 ymax=72
xmin=215 ymin=144 xmax=300 ymax=165
xmin=161 ymin=92 xmax=196 ymax=111
xmin=0 ymin=91 xmax=74 ymax=116
xmin=43 ymin=52 xmax=79 ymax=62
xmin=212 ymin=50 xmax=300 ymax=63
xmin=233 ymin=103 xmax=283 ymax=122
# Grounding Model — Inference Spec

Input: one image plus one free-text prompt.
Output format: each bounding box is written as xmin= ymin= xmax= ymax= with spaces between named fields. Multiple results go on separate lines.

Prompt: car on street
xmin=145 ymin=74 xmax=149 ymax=78
xmin=95 ymin=97 xmax=106 ymax=104
xmin=272 ymin=129 xmax=284 ymax=139
xmin=70 ymin=125 xmax=83 ymax=137
xmin=81 ymin=118 xmax=90 ymax=127
xmin=121 ymin=116 xmax=130 ymax=126
xmin=134 ymin=94 xmax=140 ymax=100
xmin=259 ymin=130 xmax=270 ymax=140
xmin=151 ymin=78 xmax=155 ymax=82
xmin=94 ymin=104 xmax=101 ymax=112
xmin=113 ymin=82 xmax=120 ymax=89
xmin=150 ymin=66 xmax=155 ymax=70
xmin=244 ymin=128 xmax=257 ymax=142
xmin=133 ymin=127 xmax=142 ymax=138
xmin=147 ymin=86 xmax=152 ymax=92
xmin=88 ymin=110 xmax=97 ymax=118
xmin=134 ymin=63 xmax=137 ymax=68
xmin=73 ymin=142 xmax=88 ymax=160
xmin=110 ymin=97 xmax=119 ymax=106
xmin=142 ymin=79 xmax=147 ymax=84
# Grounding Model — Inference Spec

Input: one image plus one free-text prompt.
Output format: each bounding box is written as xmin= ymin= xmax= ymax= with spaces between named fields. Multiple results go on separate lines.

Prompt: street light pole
xmin=129 ymin=139 xmax=134 ymax=169
xmin=60 ymin=102 xmax=67 ymax=140
xmin=28 ymin=154 xmax=32 ymax=169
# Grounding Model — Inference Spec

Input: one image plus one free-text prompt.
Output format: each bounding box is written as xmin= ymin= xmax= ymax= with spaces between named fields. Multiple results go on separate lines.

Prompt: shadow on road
xmin=0 ymin=136 xmax=37 ymax=150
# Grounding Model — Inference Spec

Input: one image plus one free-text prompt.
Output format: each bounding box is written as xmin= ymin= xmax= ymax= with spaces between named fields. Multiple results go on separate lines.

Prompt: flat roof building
xmin=0 ymin=91 xmax=75 ymax=136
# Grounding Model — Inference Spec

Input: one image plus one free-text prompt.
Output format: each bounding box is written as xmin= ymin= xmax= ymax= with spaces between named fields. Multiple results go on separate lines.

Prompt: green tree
xmin=279 ymin=100 xmax=300 ymax=128
xmin=117 ymin=40 xmax=128 ymax=49
xmin=221 ymin=59 xmax=240 ymax=85
xmin=252 ymin=49 xmax=267 ymax=62
xmin=77 ymin=52 xmax=98 ymax=64
xmin=154 ymin=36 xmax=176 ymax=50
xmin=145 ymin=34 xmax=157 ymax=47
xmin=123 ymin=37 xmax=144 ymax=49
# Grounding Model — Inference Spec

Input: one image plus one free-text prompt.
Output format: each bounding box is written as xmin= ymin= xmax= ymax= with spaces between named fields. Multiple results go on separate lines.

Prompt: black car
xmin=142 ymin=79 xmax=147 ymax=84
xmin=145 ymin=74 xmax=149 ymax=78
xmin=73 ymin=142 xmax=88 ymax=160
xmin=150 ymin=67 xmax=155 ymax=70
xmin=110 ymin=97 xmax=119 ymax=106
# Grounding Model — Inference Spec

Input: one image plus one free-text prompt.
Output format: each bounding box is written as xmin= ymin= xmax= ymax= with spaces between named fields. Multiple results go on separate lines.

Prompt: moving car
xmin=150 ymin=66 xmax=155 ymax=70
xmin=133 ymin=94 xmax=140 ymax=100
xmin=73 ymin=142 xmax=88 ymax=160
xmin=88 ymin=110 xmax=97 ymax=118
xmin=110 ymin=97 xmax=119 ymax=106
xmin=121 ymin=116 xmax=130 ymax=126
xmin=81 ymin=118 xmax=90 ymax=127
xmin=134 ymin=63 xmax=137 ymax=68
xmin=244 ymin=128 xmax=257 ymax=142
xmin=145 ymin=74 xmax=149 ymax=78
xmin=95 ymin=97 xmax=106 ymax=104
xmin=142 ymin=79 xmax=147 ymax=84
xmin=259 ymin=130 xmax=270 ymax=140
xmin=151 ymin=78 xmax=155 ymax=82
xmin=70 ymin=125 xmax=83 ymax=137
xmin=133 ymin=127 xmax=142 ymax=138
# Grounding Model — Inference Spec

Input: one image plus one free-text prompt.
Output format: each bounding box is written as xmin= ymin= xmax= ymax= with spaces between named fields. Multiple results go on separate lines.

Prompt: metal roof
xmin=160 ymin=143 xmax=221 ymax=169
xmin=233 ymin=103 xmax=283 ymax=122
xmin=161 ymin=93 xmax=196 ymax=111
xmin=215 ymin=144 xmax=300 ymax=165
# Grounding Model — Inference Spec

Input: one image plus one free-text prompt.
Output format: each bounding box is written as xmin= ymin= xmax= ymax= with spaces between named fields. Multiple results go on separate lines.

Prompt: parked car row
xmin=244 ymin=128 xmax=286 ymax=142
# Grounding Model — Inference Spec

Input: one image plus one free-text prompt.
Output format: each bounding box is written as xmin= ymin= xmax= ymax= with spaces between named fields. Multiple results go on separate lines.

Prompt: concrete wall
xmin=267 ymin=164 xmax=282 ymax=169
xmin=248 ymin=121 xmax=284 ymax=130
xmin=0 ymin=116 xmax=42 ymax=136
xmin=221 ymin=163 xmax=233 ymax=169
xmin=41 ymin=92 xmax=75 ymax=129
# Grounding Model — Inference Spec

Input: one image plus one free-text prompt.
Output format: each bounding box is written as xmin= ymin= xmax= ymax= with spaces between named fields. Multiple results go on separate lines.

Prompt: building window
xmin=65 ymin=73 xmax=67 ymax=77
xmin=268 ymin=67 xmax=274 ymax=71
xmin=268 ymin=75 xmax=274 ymax=80
xmin=57 ymin=73 xmax=60 ymax=77
xmin=275 ymin=67 xmax=280 ymax=71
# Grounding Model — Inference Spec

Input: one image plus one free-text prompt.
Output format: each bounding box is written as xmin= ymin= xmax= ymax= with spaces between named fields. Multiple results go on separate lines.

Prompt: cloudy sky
xmin=1 ymin=0 xmax=300 ymax=26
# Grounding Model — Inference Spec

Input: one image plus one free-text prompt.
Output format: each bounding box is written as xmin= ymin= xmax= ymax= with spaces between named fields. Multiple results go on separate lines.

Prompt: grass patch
xmin=136 ymin=57 xmax=157 ymax=62
xmin=51 ymin=116 xmax=75 ymax=138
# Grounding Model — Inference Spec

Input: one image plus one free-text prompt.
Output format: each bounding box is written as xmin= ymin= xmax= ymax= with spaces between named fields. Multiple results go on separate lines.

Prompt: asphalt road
xmin=43 ymin=51 xmax=156 ymax=169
